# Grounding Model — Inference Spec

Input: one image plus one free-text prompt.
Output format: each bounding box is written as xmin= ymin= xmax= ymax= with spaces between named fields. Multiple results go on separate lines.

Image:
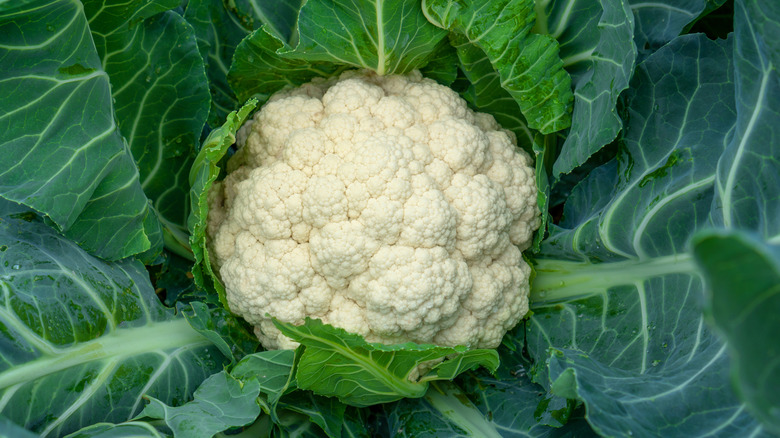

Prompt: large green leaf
xmin=230 ymin=350 xmax=296 ymax=416
xmin=139 ymin=371 xmax=262 ymax=438
xmin=628 ymin=0 xmax=728 ymax=56
xmin=417 ymin=41 xmax=459 ymax=87
xmin=232 ymin=0 xmax=303 ymax=40
xmin=275 ymin=319 xmax=499 ymax=407
xmin=184 ymin=0 xmax=251 ymax=126
xmin=0 ymin=208 xmax=226 ymax=437
xmin=0 ymin=0 xmax=162 ymax=261
xmin=693 ymin=231 xmax=780 ymax=434
xmin=232 ymin=349 xmax=351 ymax=436
xmin=713 ymin=0 xmax=780 ymax=239
xmin=0 ymin=416 xmax=40 ymax=438
xmin=64 ymin=422 xmax=169 ymax=438
xmin=275 ymin=391 xmax=347 ymax=438
xmin=535 ymin=0 xmax=636 ymax=176
xmin=699 ymin=1 xmax=780 ymax=430
xmin=282 ymin=0 xmax=448 ymax=75
xmin=63 ymin=349 xmax=348 ymax=438
xmin=83 ymin=0 xmax=211 ymax=256
xmin=228 ymin=28 xmax=349 ymax=104
xmin=228 ymin=0 xmax=448 ymax=104
xmin=395 ymin=382 xmax=506 ymax=438
xmin=422 ymin=0 xmax=573 ymax=134
xmin=526 ymin=34 xmax=772 ymax=436
xmin=378 ymin=344 xmax=596 ymax=437
xmin=181 ymin=302 xmax=259 ymax=364
xmin=449 ymin=35 xmax=535 ymax=152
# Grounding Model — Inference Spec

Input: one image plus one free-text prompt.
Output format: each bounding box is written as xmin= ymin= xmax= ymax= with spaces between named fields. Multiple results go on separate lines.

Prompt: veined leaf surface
xmin=232 ymin=0 xmax=303 ymax=42
xmin=379 ymin=346 xmax=594 ymax=437
xmin=228 ymin=28 xmax=349 ymax=104
xmin=628 ymin=0 xmax=728 ymax=56
xmin=139 ymin=371 xmax=262 ymax=438
xmin=713 ymin=0 xmax=780 ymax=240
xmin=83 ymin=0 xmax=211 ymax=255
xmin=228 ymin=0 xmax=447 ymax=104
xmin=0 ymin=206 xmax=226 ymax=437
xmin=694 ymin=231 xmax=780 ymax=434
xmin=536 ymin=0 xmax=636 ymax=176
xmin=0 ymin=0 xmax=162 ymax=260
xmin=184 ymin=0 xmax=252 ymax=126
xmin=288 ymin=0 xmax=448 ymax=75
xmin=422 ymin=0 xmax=573 ymax=134
xmin=699 ymin=1 xmax=780 ymax=431
xmin=450 ymin=35 xmax=535 ymax=153
xmin=275 ymin=319 xmax=499 ymax=407
xmin=527 ymin=33 xmax=772 ymax=436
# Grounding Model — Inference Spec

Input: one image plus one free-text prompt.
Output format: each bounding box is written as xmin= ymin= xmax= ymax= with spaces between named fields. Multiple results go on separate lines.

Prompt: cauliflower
xmin=208 ymin=70 xmax=540 ymax=350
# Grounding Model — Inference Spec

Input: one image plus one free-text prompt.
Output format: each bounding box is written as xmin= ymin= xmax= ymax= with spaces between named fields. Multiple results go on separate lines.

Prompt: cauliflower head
xmin=208 ymin=70 xmax=540 ymax=350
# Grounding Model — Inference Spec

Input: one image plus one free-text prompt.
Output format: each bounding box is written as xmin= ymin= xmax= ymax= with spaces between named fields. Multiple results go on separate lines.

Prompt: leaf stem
xmin=425 ymin=381 xmax=503 ymax=438
xmin=532 ymin=0 xmax=551 ymax=35
xmin=0 ymin=318 xmax=211 ymax=390
xmin=530 ymin=254 xmax=697 ymax=304
xmin=161 ymin=220 xmax=195 ymax=262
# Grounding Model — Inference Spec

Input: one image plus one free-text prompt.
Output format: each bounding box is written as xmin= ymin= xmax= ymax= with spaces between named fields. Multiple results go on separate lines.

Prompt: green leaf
xmin=230 ymin=350 xmax=350 ymax=436
xmin=696 ymin=4 xmax=780 ymax=431
xmin=274 ymin=318 xmax=499 ymax=407
xmin=450 ymin=35 xmax=535 ymax=153
xmin=276 ymin=391 xmax=347 ymax=438
xmin=139 ymin=371 xmax=262 ymax=438
xmin=0 ymin=210 xmax=226 ymax=437
xmin=527 ymin=34 xmax=771 ymax=436
xmin=228 ymin=28 xmax=349 ymax=104
xmin=182 ymin=302 xmax=259 ymax=364
xmin=230 ymin=350 xmax=296 ymax=416
xmin=154 ymin=253 xmax=202 ymax=306
xmin=340 ymin=407 xmax=372 ymax=438
xmin=628 ymin=0 xmax=728 ymax=56
xmin=228 ymin=0 xmax=450 ymax=104
xmin=418 ymin=41 xmax=460 ymax=87
xmin=379 ymin=364 xmax=595 ymax=438
xmin=232 ymin=0 xmax=302 ymax=41
xmin=693 ymin=231 xmax=780 ymax=434
xmin=0 ymin=416 xmax=40 ymax=438
xmin=281 ymin=0 xmax=449 ymax=76
xmin=419 ymin=382 xmax=504 ymax=438
xmin=422 ymin=0 xmax=573 ymax=134
xmin=188 ymin=100 xmax=257 ymax=308
xmin=427 ymin=349 xmax=500 ymax=381
xmin=532 ymin=134 xmax=555 ymax=251
xmin=269 ymin=411 xmax=327 ymax=437
xmin=0 ymin=0 xmax=162 ymax=260
xmin=184 ymin=0 xmax=251 ymax=126
xmin=83 ymin=0 xmax=211 ymax=254
xmin=713 ymin=0 xmax=780 ymax=239
xmin=540 ymin=0 xmax=636 ymax=176
xmin=65 ymin=422 xmax=170 ymax=438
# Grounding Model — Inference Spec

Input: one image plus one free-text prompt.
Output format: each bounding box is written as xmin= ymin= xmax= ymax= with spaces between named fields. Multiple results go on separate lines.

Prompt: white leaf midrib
xmin=0 ymin=318 xmax=210 ymax=391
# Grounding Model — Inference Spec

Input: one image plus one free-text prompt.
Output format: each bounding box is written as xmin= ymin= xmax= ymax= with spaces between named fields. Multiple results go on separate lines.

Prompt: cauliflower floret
xmin=209 ymin=70 xmax=540 ymax=350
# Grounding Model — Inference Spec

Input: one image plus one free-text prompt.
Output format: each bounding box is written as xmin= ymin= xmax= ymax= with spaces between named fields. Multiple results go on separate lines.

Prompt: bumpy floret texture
xmin=208 ymin=70 xmax=540 ymax=350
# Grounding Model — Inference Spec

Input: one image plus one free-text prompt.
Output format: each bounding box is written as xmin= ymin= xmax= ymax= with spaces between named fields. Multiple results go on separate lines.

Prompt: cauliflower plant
xmin=208 ymin=70 xmax=540 ymax=350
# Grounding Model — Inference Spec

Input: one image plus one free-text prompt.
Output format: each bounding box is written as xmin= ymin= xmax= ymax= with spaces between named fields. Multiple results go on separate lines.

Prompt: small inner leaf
xmin=275 ymin=318 xmax=499 ymax=407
